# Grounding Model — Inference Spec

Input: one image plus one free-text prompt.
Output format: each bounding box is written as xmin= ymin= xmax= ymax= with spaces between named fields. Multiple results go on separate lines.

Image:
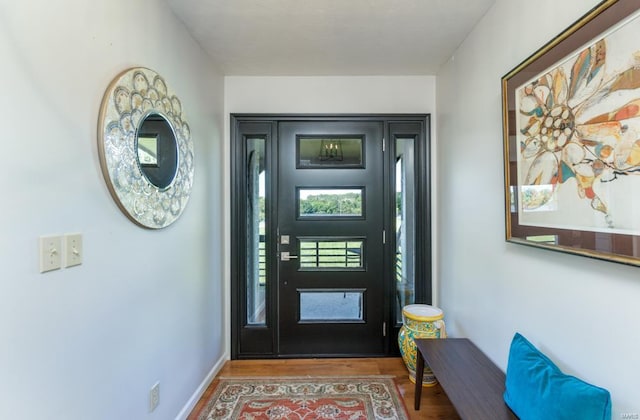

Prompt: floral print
xmin=518 ymin=35 xmax=640 ymax=228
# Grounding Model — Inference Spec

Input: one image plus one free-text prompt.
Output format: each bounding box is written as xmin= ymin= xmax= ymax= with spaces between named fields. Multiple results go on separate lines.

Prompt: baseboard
xmin=175 ymin=354 xmax=228 ymax=420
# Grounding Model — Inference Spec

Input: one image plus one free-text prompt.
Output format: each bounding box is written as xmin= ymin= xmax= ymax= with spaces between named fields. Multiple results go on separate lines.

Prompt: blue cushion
xmin=504 ymin=333 xmax=611 ymax=420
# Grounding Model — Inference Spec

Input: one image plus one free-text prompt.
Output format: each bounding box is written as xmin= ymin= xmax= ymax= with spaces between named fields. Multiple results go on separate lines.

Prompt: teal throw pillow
xmin=503 ymin=333 xmax=611 ymax=420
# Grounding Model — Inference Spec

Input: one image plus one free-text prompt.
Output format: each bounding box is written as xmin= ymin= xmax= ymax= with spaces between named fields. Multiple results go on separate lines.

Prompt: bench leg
xmin=414 ymin=349 xmax=425 ymax=410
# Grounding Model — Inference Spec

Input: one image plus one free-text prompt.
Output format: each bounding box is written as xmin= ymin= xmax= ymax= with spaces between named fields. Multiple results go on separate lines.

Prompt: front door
xmin=231 ymin=114 xmax=431 ymax=359
xmin=277 ymin=121 xmax=385 ymax=356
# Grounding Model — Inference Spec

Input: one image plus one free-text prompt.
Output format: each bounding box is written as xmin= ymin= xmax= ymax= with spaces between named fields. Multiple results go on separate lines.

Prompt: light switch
xmin=40 ymin=236 xmax=62 ymax=273
xmin=64 ymin=233 xmax=82 ymax=268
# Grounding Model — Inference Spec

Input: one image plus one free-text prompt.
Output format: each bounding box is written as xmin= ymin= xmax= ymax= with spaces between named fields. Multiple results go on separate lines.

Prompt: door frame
xmin=230 ymin=114 xmax=431 ymax=359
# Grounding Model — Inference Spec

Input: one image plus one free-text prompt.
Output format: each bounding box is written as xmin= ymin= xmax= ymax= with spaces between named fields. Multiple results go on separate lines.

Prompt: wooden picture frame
xmin=502 ymin=0 xmax=640 ymax=266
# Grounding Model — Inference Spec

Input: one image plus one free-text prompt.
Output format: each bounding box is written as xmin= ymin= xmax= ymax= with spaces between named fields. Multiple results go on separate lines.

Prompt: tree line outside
xmin=258 ymin=192 xmax=402 ymax=219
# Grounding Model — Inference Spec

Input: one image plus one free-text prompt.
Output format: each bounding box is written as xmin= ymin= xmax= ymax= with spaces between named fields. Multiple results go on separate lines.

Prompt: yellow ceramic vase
xmin=398 ymin=304 xmax=446 ymax=386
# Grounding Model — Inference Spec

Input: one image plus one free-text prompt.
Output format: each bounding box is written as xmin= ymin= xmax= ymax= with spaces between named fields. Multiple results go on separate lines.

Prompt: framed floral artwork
xmin=502 ymin=0 xmax=640 ymax=266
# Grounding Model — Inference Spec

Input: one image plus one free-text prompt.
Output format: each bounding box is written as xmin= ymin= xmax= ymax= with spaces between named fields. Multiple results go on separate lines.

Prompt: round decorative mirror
xmin=97 ymin=68 xmax=194 ymax=229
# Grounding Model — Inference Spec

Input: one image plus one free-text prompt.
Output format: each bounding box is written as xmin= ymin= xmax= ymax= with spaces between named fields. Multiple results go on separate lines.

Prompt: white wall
xmin=437 ymin=0 xmax=640 ymax=416
xmin=0 ymin=0 xmax=225 ymax=419
xmin=223 ymin=75 xmax=437 ymax=354
xmin=224 ymin=76 xmax=435 ymax=114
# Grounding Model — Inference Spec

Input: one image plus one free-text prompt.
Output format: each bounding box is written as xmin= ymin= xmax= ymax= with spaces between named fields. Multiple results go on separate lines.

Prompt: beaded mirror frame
xmin=98 ymin=67 xmax=194 ymax=229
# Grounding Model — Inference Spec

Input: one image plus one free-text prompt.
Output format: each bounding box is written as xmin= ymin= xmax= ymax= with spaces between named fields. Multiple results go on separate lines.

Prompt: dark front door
xmin=231 ymin=114 xmax=431 ymax=359
xmin=277 ymin=121 xmax=386 ymax=356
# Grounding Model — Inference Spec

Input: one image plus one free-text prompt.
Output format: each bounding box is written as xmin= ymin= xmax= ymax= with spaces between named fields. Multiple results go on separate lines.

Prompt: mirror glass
xmin=136 ymin=113 xmax=178 ymax=190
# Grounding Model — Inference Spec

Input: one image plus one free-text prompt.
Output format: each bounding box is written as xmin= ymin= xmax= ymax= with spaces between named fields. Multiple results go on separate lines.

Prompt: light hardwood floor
xmin=188 ymin=357 xmax=461 ymax=419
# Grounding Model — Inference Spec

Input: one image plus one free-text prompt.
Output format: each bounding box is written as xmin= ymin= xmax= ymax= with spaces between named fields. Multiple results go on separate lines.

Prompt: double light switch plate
xmin=39 ymin=233 xmax=83 ymax=273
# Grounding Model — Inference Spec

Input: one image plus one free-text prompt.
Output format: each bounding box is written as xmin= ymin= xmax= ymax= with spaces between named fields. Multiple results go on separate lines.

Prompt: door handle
xmin=280 ymin=251 xmax=298 ymax=261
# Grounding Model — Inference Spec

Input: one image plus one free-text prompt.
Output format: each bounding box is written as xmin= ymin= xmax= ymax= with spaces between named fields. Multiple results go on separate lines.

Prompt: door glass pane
xmin=298 ymin=188 xmax=363 ymax=218
xmin=297 ymin=137 xmax=363 ymax=168
xmin=396 ymin=138 xmax=416 ymax=323
xmin=299 ymin=291 xmax=364 ymax=321
xmin=300 ymin=239 xmax=364 ymax=269
xmin=247 ymin=137 xmax=266 ymax=325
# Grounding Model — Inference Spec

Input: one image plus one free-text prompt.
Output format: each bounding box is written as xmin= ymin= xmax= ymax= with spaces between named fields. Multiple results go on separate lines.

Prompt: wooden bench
xmin=414 ymin=338 xmax=517 ymax=420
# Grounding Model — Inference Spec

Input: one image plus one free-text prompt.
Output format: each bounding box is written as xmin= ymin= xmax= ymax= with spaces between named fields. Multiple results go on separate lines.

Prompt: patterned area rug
xmin=195 ymin=376 xmax=409 ymax=420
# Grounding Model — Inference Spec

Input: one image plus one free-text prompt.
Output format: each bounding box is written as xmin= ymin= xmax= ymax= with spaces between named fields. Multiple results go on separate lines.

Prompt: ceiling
xmin=165 ymin=0 xmax=496 ymax=76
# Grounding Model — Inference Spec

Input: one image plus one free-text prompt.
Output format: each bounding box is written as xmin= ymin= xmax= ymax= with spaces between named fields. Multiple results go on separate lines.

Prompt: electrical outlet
xmin=39 ymin=236 xmax=62 ymax=273
xmin=64 ymin=233 xmax=82 ymax=268
xmin=149 ymin=382 xmax=160 ymax=412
